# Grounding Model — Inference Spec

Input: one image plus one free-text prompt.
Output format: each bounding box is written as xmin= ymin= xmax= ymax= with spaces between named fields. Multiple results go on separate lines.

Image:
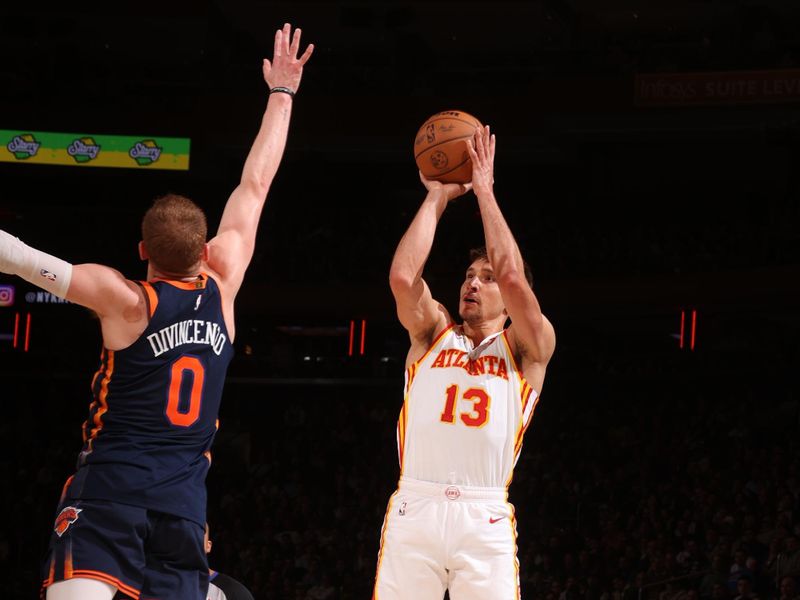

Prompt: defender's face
xmin=458 ymin=259 xmax=505 ymax=322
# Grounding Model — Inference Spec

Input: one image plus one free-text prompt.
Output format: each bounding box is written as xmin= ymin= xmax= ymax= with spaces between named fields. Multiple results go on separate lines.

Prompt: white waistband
xmin=398 ymin=476 xmax=508 ymax=502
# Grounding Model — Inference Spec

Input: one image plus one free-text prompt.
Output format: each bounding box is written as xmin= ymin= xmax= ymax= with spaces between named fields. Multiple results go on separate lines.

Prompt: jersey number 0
xmin=166 ymin=356 xmax=205 ymax=427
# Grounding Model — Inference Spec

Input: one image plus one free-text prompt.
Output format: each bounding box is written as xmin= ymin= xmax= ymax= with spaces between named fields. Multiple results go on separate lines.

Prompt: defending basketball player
xmin=374 ymin=125 xmax=556 ymax=600
xmin=0 ymin=23 xmax=312 ymax=600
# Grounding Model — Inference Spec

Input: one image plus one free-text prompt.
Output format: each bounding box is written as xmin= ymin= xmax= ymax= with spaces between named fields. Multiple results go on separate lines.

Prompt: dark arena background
xmin=1 ymin=2 xmax=800 ymax=599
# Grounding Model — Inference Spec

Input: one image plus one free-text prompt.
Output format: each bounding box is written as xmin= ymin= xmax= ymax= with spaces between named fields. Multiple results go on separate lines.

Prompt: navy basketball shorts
xmin=41 ymin=498 xmax=208 ymax=600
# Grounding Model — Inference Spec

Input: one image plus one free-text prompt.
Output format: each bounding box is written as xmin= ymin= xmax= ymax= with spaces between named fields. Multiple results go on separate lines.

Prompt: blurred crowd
xmin=1 ymin=335 xmax=796 ymax=600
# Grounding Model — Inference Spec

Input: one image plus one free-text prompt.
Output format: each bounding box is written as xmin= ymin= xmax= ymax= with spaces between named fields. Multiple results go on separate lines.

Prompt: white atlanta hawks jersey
xmin=397 ymin=324 xmax=539 ymax=488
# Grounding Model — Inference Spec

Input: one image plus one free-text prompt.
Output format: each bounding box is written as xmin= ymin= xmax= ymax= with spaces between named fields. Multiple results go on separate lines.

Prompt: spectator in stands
xmin=733 ymin=576 xmax=759 ymax=600
xmin=779 ymin=575 xmax=799 ymax=600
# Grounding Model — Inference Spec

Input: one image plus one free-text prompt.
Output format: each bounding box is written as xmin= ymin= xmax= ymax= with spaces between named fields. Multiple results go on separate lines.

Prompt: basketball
xmin=413 ymin=110 xmax=483 ymax=184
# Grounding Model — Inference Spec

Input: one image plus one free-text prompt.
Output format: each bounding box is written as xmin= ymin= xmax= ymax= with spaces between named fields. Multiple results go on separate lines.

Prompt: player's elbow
xmin=389 ymin=269 xmax=415 ymax=296
xmin=498 ymin=269 xmax=530 ymax=292
xmin=239 ymin=173 xmax=271 ymax=198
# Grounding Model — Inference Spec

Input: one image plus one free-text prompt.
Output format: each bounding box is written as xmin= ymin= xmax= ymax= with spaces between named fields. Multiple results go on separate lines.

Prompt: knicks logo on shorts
xmin=54 ymin=506 xmax=82 ymax=537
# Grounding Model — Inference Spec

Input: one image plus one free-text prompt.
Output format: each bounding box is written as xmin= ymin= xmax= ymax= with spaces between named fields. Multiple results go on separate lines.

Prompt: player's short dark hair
xmin=468 ymin=246 xmax=534 ymax=289
xmin=142 ymin=194 xmax=207 ymax=275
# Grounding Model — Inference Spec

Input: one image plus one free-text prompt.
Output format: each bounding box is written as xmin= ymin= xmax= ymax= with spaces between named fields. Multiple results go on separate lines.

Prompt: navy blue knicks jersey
xmin=63 ymin=273 xmax=234 ymax=526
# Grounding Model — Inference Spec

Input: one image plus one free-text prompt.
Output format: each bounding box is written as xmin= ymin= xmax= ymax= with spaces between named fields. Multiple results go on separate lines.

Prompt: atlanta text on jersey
xmin=429 ymin=349 xmax=509 ymax=379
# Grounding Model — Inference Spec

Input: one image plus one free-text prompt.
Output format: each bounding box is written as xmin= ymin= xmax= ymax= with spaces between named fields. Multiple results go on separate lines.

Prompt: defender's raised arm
xmin=208 ymin=23 xmax=314 ymax=295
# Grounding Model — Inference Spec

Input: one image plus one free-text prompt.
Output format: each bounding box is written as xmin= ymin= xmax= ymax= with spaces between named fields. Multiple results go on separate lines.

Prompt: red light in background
xmin=348 ymin=320 xmax=355 ymax=357
xmin=24 ymin=313 xmax=31 ymax=352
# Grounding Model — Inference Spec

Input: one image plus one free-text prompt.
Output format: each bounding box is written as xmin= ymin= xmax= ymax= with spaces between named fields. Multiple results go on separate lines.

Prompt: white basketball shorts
xmin=373 ymin=476 xmax=521 ymax=600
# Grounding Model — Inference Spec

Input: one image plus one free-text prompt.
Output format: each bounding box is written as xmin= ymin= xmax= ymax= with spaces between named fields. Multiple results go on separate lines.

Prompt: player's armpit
xmin=405 ymin=303 xmax=452 ymax=350
xmin=506 ymin=312 xmax=556 ymax=371
xmin=205 ymin=231 xmax=248 ymax=292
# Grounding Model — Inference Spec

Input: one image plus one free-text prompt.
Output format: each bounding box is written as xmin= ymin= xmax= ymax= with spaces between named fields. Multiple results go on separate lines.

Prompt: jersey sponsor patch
xmin=54 ymin=506 xmax=82 ymax=537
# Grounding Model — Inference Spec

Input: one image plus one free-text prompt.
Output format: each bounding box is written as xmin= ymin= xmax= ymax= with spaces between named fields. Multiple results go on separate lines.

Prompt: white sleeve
xmin=0 ymin=230 xmax=72 ymax=298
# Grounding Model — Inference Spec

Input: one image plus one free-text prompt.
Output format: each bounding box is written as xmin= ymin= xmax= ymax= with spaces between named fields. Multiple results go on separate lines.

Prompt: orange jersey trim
xmin=59 ymin=475 xmax=75 ymax=503
xmin=47 ymin=556 xmax=55 ymax=586
xmin=501 ymin=330 xmax=534 ymax=399
xmin=89 ymin=346 xmax=106 ymax=389
xmin=64 ymin=541 xmax=74 ymax=579
xmin=514 ymin=387 xmax=536 ymax=455
xmin=205 ymin=271 xmax=227 ymax=311
xmin=411 ymin=323 xmax=455 ymax=369
xmin=41 ymin=570 xmax=141 ymax=599
xmin=507 ymin=389 xmax=540 ymax=488
xmin=508 ymin=507 xmax=522 ymax=600
xmin=88 ymin=349 xmax=115 ymax=447
xmin=405 ymin=363 xmax=417 ymax=392
xmin=72 ymin=570 xmax=140 ymax=598
xmin=151 ymin=272 xmax=208 ymax=291
xmin=372 ymin=490 xmax=399 ymax=600
xmin=397 ymin=401 xmax=408 ymax=471
xmin=140 ymin=281 xmax=159 ymax=318
xmin=400 ymin=324 xmax=454 ymax=473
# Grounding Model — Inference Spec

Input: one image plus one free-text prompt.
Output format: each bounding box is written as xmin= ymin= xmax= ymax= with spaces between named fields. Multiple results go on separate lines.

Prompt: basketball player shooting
xmin=373 ymin=125 xmax=556 ymax=600
xmin=0 ymin=23 xmax=312 ymax=600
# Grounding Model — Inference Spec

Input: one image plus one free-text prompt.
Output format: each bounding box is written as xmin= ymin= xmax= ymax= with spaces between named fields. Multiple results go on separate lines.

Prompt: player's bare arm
xmin=389 ymin=174 xmax=470 ymax=364
xmin=0 ymin=230 xmax=146 ymax=350
xmin=67 ymin=264 xmax=149 ymax=349
xmin=467 ymin=126 xmax=556 ymax=390
xmin=207 ymin=23 xmax=313 ymax=297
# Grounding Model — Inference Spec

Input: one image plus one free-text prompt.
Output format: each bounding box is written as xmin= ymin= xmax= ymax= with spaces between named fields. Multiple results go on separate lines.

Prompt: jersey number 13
xmin=440 ymin=385 xmax=491 ymax=428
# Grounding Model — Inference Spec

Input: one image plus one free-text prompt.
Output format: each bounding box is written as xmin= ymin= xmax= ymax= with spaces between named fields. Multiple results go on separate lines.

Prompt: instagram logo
xmin=0 ymin=284 xmax=15 ymax=307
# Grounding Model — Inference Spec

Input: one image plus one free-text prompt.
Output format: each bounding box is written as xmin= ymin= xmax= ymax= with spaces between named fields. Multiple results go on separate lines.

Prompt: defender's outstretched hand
xmin=263 ymin=23 xmax=314 ymax=94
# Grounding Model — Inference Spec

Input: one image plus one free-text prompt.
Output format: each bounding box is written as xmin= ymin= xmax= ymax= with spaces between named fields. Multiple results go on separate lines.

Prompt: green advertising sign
xmin=1 ymin=130 xmax=190 ymax=170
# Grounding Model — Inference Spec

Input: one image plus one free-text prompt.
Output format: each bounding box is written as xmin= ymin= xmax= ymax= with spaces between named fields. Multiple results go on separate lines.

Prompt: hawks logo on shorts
xmin=54 ymin=506 xmax=82 ymax=537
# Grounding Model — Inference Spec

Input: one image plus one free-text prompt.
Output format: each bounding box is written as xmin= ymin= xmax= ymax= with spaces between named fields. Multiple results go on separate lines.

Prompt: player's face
xmin=458 ymin=259 xmax=505 ymax=322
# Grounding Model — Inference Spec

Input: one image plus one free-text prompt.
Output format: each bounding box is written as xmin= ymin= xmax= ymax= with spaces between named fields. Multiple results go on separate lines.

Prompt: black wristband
xmin=270 ymin=86 xmax=295 ymax=98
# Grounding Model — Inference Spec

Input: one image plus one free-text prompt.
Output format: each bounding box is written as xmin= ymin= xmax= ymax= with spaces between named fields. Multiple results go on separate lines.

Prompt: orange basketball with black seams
xmin=414 ymin=110 xmax=483 ymax=184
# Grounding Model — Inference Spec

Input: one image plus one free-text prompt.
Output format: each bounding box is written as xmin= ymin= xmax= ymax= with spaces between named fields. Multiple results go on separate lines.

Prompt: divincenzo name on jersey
xmin=146 ymin=319 xmax=227 ymax=357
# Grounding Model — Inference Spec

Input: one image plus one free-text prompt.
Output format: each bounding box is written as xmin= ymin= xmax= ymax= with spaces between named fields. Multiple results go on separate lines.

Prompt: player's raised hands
xmin=262 ymin=23 xmax=314 ymax=94
xmin=467 ymin=125 xmax=496 ymax=196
